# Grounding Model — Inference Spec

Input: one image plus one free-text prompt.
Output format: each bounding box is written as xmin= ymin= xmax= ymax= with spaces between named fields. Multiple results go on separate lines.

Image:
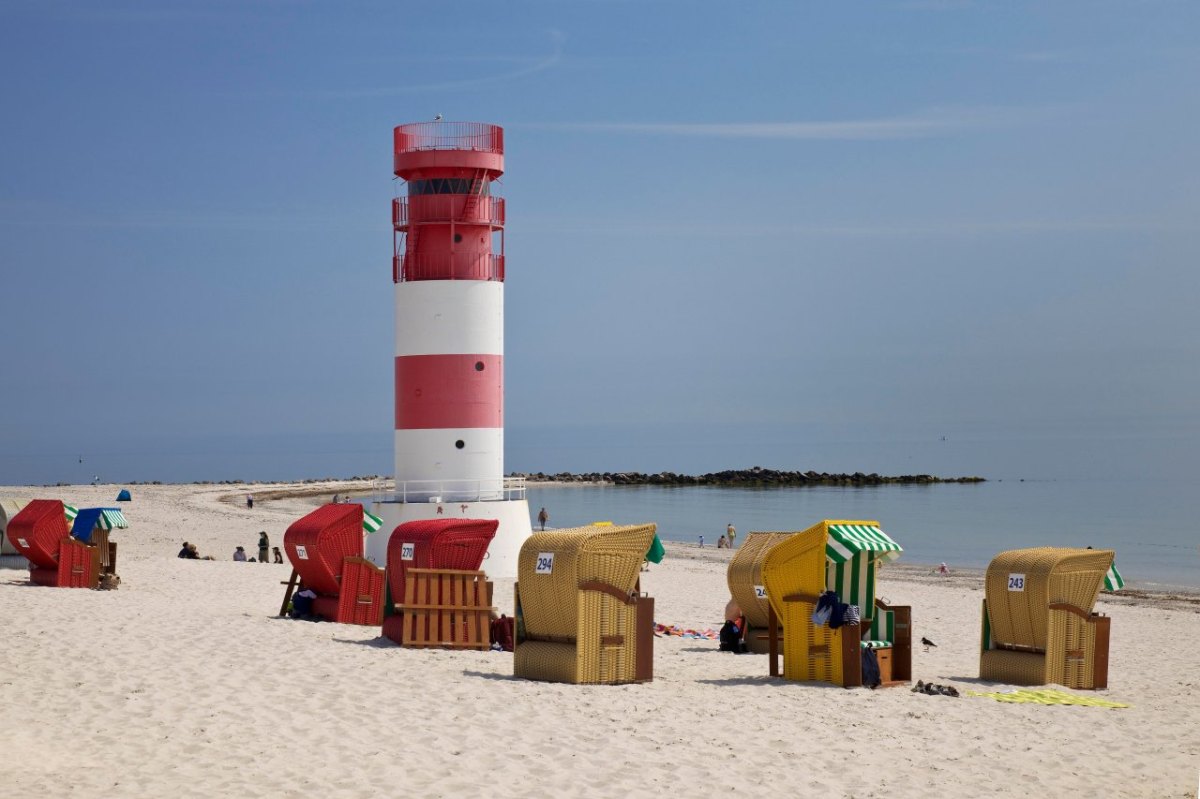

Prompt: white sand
xmin=1 ymin=482 xmax=1197 ymax=798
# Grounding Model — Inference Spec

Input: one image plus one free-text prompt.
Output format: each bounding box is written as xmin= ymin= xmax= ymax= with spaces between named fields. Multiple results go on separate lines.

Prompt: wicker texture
xmin=0 ymin=498 xmax=29 ymax=555
xmin=386 ymin=518 xmax=498 ymax=609
xmin=981 ymin=547 xmax=1114 ymax=688
xmin=57 ymin=537 xmax=99 ymax=588
xmin=727 ymin=532 xmax=792 ymax=630
xmin=283 ymin=504 xmax=364 ymax=597
xmin=6 ymin=499 xmax=69 ymax=570
xmin=761 ymin=524 xmax=843 ymax=684
xmin=334 ymin=558 xmax=386 ymax=626
xmin=514 ymin=524 xmax=655 ymax=685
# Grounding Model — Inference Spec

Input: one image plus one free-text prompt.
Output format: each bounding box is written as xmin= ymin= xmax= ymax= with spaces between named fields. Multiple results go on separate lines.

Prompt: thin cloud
xmin=311 ymin=30 xmax=564 ymax=98
xmin=520 ymin=216 xmax=1197 ymax=238
xmin=525 ymin=106 xmax=1059 ymax=141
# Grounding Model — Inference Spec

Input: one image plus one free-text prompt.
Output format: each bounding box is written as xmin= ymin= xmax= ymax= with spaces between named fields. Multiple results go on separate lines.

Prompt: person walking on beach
xmin=698 ymin=534 xmax=704 ymax=548
xmin=246 ymin=493 xmax=254 ymax=509
xmin=537 ymin=507 xmax=549 ymax=531
xmin=258 ymin=531 xmax=269 ymax=564
xmin=726 ymin=523 xmax=736 ymax=548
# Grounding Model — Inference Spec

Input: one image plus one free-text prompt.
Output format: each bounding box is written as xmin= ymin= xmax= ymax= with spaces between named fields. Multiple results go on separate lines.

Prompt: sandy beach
xmin=1 ymin=481 xmax=1197 ymax=798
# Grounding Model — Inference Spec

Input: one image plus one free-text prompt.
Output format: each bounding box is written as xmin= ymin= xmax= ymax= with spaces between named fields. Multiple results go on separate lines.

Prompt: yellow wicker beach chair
xmin=760 ymin=520 xmax=910 ymax=688
xmin=514 ymin=524 xmax=656 ymax=685
xmin=979 ymin=547 xmax=1114 ymax=689
xmin=727 ymin=532 xmax=792 ymax=653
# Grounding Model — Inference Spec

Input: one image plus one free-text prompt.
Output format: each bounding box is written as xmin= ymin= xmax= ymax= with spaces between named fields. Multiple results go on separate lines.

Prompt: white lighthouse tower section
xmin=393 ymin=279 xmax=504 ymax=487
xmin=369 ymin=278 xmax=531 ymax=579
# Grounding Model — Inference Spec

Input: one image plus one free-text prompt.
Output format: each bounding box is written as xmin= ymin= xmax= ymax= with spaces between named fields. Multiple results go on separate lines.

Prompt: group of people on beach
xmin=179 ymin=531 xmax=281 ymax=563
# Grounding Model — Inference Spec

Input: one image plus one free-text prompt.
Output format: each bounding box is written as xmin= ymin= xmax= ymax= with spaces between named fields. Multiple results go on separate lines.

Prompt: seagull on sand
xmin=921 ymin=637 xmax=937 ymax=651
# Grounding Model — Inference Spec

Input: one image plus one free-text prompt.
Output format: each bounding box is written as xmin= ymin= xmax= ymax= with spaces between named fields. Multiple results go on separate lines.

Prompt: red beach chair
xmin=383 ymin=518 xmax=498 ymax=645
xmin=283 ymin=504 xmax=384 ymax=626
xmin=6 ymin=499 xmax=72 ymax=587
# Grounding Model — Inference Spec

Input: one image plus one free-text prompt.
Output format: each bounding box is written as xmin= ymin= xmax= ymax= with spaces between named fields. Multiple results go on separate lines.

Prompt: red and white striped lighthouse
xmin=368 ymin=121 xmax=531 ymax=577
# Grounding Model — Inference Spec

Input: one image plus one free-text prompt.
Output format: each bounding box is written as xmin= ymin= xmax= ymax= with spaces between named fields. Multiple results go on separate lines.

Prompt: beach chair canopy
xmin=116 ymin=489 xmax=132 ymax=502
xmin=753 ymin=520 xmax=903 ymax=624
xmin=363 ymin=511 xmax=383 ymax=533
xmin=985 ymin=547 xmax=1114 ymax=653
xmin=71 ymin=508 xmax=104 ymax=543
xmin=517 ymin=524 xmax=655 ymax=641
xmin=386 ymin=517 xmax=498 ymax=603
xmin=0 ymin=498 xmax=29 ymax=555
xmin=5 ymin=499 xmax=70 ymax=569
xmin=727 ymin=532 xmax=793 ymax=630
xmin=284 ymin=503 xmax=364 ymax=596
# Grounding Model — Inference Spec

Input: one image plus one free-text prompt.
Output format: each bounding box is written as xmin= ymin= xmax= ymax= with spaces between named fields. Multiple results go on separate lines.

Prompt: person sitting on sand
xmin=720 ymin=597 xmax=747 ymax=653
xmin=186 ymin=543 xmax=201 ymax=559
xmin=233 ymin=546 xmax=247 ymax=562
xmin=273 ymin=546 xmax=283 ymax=564
xmin=716 ymin=535 xmax=727 ymax=549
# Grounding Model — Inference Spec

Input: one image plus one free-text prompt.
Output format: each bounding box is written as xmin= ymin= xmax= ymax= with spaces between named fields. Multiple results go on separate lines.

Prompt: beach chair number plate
xmin=754 ymin=585 xmax=767 ymax=599
xmin=296 ymin=546 xmax=309 ymax=561
xmin=536 ymin=552 xmax=555 ymax=574
xmin=401 ymin=543 xmax=415 ymax=561
xmin=1008 ymin=573 xmax=1025 ymax=591
xmin=17 ymin=538 xmax=28 ymax=548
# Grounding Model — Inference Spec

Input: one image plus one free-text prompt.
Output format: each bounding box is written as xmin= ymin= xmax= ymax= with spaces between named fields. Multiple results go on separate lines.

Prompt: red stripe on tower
xmin=394 ymin=354 xmax=503 ymax=430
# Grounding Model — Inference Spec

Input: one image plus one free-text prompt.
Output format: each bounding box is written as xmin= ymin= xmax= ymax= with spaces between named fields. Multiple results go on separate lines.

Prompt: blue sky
xmin=1 ymin=0 xmax=1197 ymax=484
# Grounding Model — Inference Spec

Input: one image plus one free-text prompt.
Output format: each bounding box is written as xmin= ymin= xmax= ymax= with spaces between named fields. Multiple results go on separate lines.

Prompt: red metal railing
xmin=394 ymin=122 xmax=503 ymax=155
xmin=393 ymin=253 xmax=505 ymax=283
xmin=392 ymin=196 xmax=505 ymax=229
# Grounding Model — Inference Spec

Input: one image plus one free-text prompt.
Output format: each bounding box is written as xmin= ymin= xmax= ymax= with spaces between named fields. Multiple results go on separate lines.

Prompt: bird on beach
xmin=921 ymin=637 xmax=937 ymax=651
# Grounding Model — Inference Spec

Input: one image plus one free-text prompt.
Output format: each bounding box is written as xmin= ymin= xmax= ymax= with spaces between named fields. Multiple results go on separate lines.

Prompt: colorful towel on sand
xmin=654 ymin=623 xmax=718 ymax=640
xmin=967 ymin=688 xmax=1130 ymax=708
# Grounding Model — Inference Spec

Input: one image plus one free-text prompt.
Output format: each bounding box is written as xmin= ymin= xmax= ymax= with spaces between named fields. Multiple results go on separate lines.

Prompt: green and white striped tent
xmin=98 ymin=509 xmax=129 ymax=530
xmin=824 ymin=523 xmax=903 ymax=623
xmin=1104 ymin=563 xmax=1125 ymax=591
xmin=363 ymin=511 xmax=383 ymax=534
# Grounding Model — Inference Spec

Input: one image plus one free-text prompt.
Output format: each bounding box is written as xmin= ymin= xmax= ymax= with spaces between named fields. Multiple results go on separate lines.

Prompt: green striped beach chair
xmin=762 ymin=520 xmax=912 ymax=688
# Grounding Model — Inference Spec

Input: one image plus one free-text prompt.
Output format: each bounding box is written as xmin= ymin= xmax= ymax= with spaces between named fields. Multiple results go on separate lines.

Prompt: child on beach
xmin=273 ymin=546 xmax=283 ymax=564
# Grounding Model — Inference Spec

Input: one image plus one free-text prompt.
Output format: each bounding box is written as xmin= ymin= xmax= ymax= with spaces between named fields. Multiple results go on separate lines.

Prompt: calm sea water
xmin=526 ymin=479 xmax=1200 ymax=590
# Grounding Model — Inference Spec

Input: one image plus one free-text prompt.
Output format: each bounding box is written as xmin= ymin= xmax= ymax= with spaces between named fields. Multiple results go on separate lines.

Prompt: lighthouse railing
xmin=394 ymin=122 xmax=504 ymax=154
xmin=371 ymin=477 xmax=526 ymax=505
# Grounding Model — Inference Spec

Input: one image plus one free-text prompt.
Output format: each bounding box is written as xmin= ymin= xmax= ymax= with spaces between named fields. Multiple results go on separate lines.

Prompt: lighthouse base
xmin=366 ymin=498 xmax=532 ymax=580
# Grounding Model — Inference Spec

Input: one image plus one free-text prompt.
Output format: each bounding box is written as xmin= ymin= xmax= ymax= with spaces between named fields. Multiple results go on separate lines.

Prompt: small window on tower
xmin=454 ymin=233 xmax=463 ymax=243
xmin=475 ymin=361 xmax=485 ymax=371
xmin=455 ymin=439 xmax=465 ymax=450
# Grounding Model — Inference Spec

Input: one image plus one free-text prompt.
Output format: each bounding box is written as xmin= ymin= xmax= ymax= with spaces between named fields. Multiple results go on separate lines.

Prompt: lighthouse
xmin=367 ymin=121 xmax=532 ymax=578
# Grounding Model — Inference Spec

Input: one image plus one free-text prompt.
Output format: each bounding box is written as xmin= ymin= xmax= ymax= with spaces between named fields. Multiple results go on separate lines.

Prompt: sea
xmin=524 ymin=480 xmax=1200 ymax=590
xmin=7 ymin=424 xmax=1197 ymax=589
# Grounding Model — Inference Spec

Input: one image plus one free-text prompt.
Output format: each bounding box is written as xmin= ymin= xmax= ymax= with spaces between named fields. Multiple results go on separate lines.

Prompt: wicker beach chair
xmin=727 ymin=532 xmax=792 ymax=653
xmin=6 ymin=500 xmax=66 ymax=578
xmin=0 ymin=498 xmax=29 ymax=556
xmin=761 ymin=520 xmax=910 ymax=687
xmin=383 ymin=518 xmax=499 ymax=647
xmin=979 ymin=547 xmax=1114 ymax=689
xmin=514 ymin=524 xmax=657 ymax=685
xmin=283 ymin=504 xmax=384 ymax=626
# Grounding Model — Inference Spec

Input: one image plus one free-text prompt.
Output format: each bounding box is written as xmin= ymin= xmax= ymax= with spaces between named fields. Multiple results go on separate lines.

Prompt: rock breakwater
xmin=514 ymin=467 xmax=984 ymax=487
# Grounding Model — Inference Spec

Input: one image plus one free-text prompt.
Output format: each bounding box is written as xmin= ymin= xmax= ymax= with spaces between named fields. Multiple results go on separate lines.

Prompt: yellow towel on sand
xmin=966 ymin=688 xmax=1129 ymax=708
